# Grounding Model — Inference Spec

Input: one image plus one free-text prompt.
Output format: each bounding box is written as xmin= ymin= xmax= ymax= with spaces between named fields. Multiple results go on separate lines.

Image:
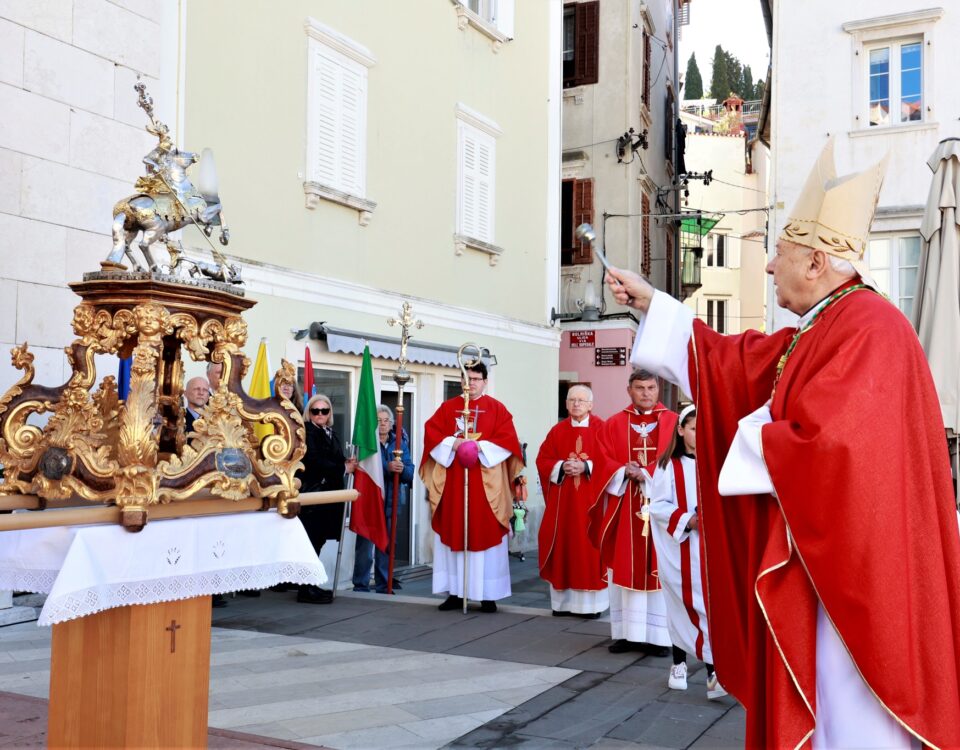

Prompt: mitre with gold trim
xmin=779 ymin=139 xmax=889 ymax=271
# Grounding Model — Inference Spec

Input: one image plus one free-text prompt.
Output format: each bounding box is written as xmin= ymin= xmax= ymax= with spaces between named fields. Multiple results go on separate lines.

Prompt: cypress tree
xmin=685 ymin=52 xmax=703 ymax=100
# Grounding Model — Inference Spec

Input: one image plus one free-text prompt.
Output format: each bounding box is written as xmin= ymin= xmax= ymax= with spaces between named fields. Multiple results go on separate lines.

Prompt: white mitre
xmin=779 ymin=139 xmax=889 ymax=282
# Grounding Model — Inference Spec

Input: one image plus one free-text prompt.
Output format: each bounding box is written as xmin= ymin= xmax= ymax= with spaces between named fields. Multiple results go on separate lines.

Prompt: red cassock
xmin=691 ymin=287 xmax=960 ymax=748
xmin=589 ymin=404 xmax=678 ymax=590
xmin=420 ymin=394 xmax=523 ymax=552
xmin=536 ymin=417 xmax=617 ymax=591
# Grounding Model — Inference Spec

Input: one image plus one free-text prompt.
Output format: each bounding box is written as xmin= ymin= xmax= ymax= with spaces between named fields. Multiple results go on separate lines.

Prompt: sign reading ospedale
xmin=569 ymin=330 xmax=596 ymax=348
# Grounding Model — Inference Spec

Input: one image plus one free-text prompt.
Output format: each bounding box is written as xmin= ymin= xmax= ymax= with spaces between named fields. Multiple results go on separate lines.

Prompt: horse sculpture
xmin=104 ymin=81 xmax=232 ymax=276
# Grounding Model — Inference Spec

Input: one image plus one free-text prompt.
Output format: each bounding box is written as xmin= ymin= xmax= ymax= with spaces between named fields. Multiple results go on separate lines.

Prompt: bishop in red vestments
xmin=420 ymin=362 xmax=524 ymax=613
xmin=536 ymin=384 xmax=616 ymax=617
xmin=591 ymin=369 xmax=677 ymax=654
xmin=606 ymin=141 xmax=960 ymax=749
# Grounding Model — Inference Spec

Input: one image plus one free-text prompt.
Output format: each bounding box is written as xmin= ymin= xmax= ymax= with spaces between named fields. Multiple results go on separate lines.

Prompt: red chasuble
xmin=690 ymin=287 xmax=960 ymax=749
xmin=590 ymin=404 xmax=678 ymax=590
xmin=420 ymin=394 xmax=524 ymax=552
xmin=536 ymin=417 xmax=616 ymax=591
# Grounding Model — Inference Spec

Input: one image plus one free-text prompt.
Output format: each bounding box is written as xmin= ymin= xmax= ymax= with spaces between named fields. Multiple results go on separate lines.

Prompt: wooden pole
xmin=386 ymin=402 xmax=403 ymax=594
xmin=0 ymin=490 xmax=356 ymax=532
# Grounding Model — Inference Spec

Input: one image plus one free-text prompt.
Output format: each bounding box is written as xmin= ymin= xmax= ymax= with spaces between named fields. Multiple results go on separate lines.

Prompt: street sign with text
xmin=569 ymin=330 xmax=596 ymax=348
xmin=594 ymin=347 xmax=627 ymax=367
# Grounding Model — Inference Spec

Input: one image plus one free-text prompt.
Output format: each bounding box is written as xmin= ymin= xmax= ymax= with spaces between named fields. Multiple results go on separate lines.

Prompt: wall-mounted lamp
xmin=577 ymin=281 xmax=600 ymax=322
xmin=616 ymin=128 xmax=649 ymax=163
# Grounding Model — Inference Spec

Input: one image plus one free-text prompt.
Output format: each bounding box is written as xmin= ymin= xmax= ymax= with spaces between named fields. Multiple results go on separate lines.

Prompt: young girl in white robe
xmin=648 ymin=405 xmax=726 ymax=700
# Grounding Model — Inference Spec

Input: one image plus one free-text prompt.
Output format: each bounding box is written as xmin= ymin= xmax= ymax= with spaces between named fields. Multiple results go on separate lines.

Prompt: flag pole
xmin=456 ymin=342 xmax=483 ymax=615
xmin=333 ymin=444 xmax=357 ymax=601
xmin=386 ymin=303 xmax=422 ymax=595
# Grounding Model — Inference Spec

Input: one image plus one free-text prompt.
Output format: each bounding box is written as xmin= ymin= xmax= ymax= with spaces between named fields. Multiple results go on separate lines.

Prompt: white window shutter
xmin=339 ymin=65 xmax=366 ymax=197
xmin=476 ymin=133 xmax=495 ymax=242
xmin=729 ymin=298 xmax=741 ymax=334
xmin=313 ymin=49 xmax=341 ymax=188
xmin=727 ymin=237 xmax=741 ymax=269
xmin=495 ymin=0 xmax=515 ymax=38
xmin=460 ymin=124 xmax=479 ymax=238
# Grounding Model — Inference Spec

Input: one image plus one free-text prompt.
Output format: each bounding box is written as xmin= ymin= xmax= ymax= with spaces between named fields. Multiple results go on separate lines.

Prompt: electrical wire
xmin=708 ymin=176 xmax=769 ymax=194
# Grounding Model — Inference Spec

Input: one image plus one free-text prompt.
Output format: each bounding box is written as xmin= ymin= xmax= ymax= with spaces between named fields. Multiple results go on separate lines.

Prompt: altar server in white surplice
xmin=648 ymin=405 xmax=726 ymax=701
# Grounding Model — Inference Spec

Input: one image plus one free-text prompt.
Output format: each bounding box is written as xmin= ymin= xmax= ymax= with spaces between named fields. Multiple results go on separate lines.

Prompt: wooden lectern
xmin=47 ymin=597 xmax=212 ymax=748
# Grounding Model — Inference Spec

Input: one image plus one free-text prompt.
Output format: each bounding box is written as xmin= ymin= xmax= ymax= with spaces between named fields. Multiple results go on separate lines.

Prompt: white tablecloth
xmin=0 ymin=510 xmax=325 ymax=625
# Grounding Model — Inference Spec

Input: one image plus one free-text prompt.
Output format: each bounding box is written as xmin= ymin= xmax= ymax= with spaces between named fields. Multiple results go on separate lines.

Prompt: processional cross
xmin=166 ymin=619 xmax=181 ymax=653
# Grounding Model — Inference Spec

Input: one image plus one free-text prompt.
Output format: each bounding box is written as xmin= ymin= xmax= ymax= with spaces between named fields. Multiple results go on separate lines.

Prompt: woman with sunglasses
xmin=296 ymin=393 xmax=357 ymax=604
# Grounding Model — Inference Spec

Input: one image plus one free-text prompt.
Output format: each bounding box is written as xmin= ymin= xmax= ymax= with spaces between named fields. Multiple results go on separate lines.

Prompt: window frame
xmin=562 ymin=1 xmax=599 ymax=89
xmin=703 ymin=231 xmax=728 ymax=268
xmin=561 ymin=177 xmax=594 ymax=267
xmin=706 ymin=298 xmax=728 ymax=334
xmin=303 ymin=18 xmax=377 ymax=223
xmin=864 ymin=37 xmax=923 ymax=128
xmin=866 ymin=233 xmax=922 ymax=317
xmin=454 ymin=104 xmax=503 ymax=264
xmin=843 ymin=8 xmax=942 ymax=134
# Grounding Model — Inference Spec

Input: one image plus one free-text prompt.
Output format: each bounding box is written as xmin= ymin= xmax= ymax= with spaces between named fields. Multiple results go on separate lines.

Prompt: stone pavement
xmin=0 ymin=570 xmax=745 ymax=749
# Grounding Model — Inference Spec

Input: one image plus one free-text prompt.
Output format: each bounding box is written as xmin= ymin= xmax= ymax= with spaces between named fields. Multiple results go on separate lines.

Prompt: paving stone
xmin=559 ymin=645 xmax=644 ymax=674
xmin=399 ymin=693 xmax=510 ymax=720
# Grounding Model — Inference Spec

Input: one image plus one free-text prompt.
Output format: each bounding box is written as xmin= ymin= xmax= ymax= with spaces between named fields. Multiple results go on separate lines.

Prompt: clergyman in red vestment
xmin=606 ymin=140 xmax=960 ymax=749
xmin=420 ymin=361 xmax=524 ymax=613
xmin=536 ymin=384 xmax=616 ymax=618
xmin=591 ymin=369 xmax=677 ymax=655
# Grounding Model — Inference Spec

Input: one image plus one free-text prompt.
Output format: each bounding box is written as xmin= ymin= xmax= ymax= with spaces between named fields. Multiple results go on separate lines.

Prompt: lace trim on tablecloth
xmin=38 ymin=561 xmax=324 ymax=626
xmin=0 ymin=569 xmax=58 ymax=595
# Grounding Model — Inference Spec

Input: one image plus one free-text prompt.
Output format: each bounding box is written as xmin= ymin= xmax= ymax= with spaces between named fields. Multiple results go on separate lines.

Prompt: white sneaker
xmin=668 ymin=662 xmax=688 ymax=690
xmin=706 ymin=672 xmax=728 ymax=700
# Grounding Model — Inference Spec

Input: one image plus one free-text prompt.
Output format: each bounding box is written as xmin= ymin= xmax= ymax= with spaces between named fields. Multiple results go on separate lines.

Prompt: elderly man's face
xmin=207 ymin=362 xmax=223 ymax=390
xmin=185 ymin=378 xmax=210 ymax=410
xmin=565 ymin=388 xmax=593 ymax=421
xmin=766 ymin=240 xmax=812 ymax=315
xmin=628 ymin=378 xmax=659 ymax=412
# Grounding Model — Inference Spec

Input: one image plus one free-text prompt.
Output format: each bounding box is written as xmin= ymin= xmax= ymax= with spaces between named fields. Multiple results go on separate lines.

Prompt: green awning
xmin=680 ymin=215 xmax=720 ymax=236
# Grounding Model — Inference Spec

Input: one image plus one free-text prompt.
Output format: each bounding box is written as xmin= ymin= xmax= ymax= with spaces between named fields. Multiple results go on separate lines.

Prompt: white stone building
xmin=767 ymin=1 xmax=960 ymax=329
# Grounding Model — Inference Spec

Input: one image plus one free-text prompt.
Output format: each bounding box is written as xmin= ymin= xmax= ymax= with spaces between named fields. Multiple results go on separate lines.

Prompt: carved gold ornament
xmin=0 ymin=274 xmax=306 ymax=531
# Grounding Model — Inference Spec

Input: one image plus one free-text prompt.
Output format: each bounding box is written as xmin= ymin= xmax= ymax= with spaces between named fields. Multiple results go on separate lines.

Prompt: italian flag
xmin=349 ymin=345 xmax=389 ymax=551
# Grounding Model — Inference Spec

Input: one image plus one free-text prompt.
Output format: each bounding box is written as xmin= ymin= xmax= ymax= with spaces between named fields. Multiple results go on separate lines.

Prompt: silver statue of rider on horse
xmin=104 ymin=81 xmax=238 ymax=283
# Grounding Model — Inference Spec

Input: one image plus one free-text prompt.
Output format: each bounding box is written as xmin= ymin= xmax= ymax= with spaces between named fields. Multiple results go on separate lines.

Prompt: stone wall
xmin=0 ymin=0 xmax=168 ymax=393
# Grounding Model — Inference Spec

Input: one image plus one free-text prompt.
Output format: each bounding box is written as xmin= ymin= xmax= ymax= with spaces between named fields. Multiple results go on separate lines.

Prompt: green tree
xmin=754 ymin=77 xmax=766 ymax=101
xmin=709 ymin=45 xmax=742 ymax=101
xmin=742 ymin=66 xmax=754 ymax=100
xmin=684 ymin=52 xmax=703 ymax=100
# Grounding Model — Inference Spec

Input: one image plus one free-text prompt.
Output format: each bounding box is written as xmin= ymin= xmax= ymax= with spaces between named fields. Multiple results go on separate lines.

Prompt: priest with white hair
xmin=604 ymin=140 xmax=960 ymax=749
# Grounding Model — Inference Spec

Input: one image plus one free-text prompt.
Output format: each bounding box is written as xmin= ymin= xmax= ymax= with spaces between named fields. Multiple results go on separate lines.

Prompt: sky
xmin=679 ymin=0 xmax=770 ymax=99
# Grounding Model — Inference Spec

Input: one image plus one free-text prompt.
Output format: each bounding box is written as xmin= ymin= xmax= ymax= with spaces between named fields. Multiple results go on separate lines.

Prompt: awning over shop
xmin=312 ymin=324 xmax=497 ymax=369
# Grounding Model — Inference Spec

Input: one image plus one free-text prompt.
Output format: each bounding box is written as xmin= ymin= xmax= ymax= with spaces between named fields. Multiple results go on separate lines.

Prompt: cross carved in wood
xmin=166 ymin=619 xmax=181 ymax=653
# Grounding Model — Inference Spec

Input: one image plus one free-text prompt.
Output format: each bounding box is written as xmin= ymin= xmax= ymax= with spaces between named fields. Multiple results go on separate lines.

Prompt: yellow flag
xmin=250 ymin=338 xmax=273 ymax=441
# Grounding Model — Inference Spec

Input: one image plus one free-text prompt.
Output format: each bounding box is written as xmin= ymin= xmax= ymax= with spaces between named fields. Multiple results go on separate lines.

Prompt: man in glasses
xmin=420 ymin=362 xmax=524 ymax=613
xmin=535 ymin=385 xmax=615 ymax=619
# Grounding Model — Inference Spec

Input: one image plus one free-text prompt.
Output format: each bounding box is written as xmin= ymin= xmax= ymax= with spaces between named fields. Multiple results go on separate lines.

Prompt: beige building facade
xmin=181 ymin=0 xmax=562 ymax=577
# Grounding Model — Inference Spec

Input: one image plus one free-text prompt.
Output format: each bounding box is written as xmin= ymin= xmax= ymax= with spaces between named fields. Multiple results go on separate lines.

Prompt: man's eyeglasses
xmin=310 ymin=407 xmax=331 ymax=415
xmin=566 ymin=398 xmax=591 ymax=405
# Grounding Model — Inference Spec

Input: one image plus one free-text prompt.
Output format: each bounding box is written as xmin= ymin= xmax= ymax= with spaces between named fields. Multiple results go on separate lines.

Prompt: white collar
xmin=570 ymin=416 xmax=590 ymax=427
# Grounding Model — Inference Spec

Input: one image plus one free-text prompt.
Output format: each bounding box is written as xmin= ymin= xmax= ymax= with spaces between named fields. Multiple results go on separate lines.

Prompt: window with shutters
xmin=665 ymin=89 xmax=675 ymax=165
xmin=641 ymin=33 xmax=652 ymax=108
xmin=304 ymin=19 xmax=376 ymax=223
xmin=563 ymin=2 xmax=599 ymax=88
xmin=561 ymin=178 xmax=594 ymax=266
xmin=455 ymin=104 xmax=503 ymax=263
xmin=641 ymin=193 xmax=652 ymax=277
xmin=664 ymin=228 xmax=674 ymax=295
